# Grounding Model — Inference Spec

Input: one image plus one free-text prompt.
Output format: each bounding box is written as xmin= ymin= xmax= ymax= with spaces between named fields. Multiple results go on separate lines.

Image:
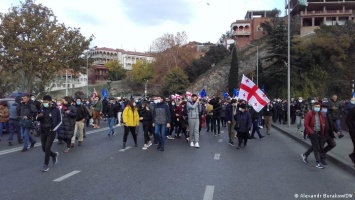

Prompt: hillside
xmin=188 ymin=40 xmax=271 ymax=97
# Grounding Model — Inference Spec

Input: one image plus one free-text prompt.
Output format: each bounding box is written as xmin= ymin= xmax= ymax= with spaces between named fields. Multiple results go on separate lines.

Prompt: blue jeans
xmin=7 ymin=120 xmax=22 ymax=142
xmin=334 ymin=119 xmax=342 ymax=134
xmin=108 ymin=117 xmax=115 ymax=134
xmin=155 ymin=124 xmax=166 ymax=147
xmin=20 ymin=126 xmax=35 ymax=149
xmin=0 ymin=122 xmax=9 ymax=138
xmin=251 ymin=120 xmax=262 ymax=138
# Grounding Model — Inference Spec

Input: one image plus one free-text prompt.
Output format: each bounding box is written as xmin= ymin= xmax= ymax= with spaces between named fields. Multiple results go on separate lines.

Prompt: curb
xmin=272 ymin=124 xmax=355 ymax=176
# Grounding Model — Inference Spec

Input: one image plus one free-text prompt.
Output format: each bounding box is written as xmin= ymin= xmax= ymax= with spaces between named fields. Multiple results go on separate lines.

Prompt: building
xmin=230 ymin=10 xmax=272 ymax=49
xmin=88 ymin=47 xmax=154 ymax=83
xmin=288 ymin=0 xmax=355 ymax=36
xmin=46 ymin=69 xmax=87 ymax=92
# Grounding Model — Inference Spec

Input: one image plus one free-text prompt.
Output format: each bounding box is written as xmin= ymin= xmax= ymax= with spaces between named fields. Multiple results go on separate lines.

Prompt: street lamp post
xmin=287 ymin=0 xmax=291 ymax=127
xmin=86 ymin=53 xmax=89 ymax=98
xmin=247 ymin=43 xmax=259 ymax=86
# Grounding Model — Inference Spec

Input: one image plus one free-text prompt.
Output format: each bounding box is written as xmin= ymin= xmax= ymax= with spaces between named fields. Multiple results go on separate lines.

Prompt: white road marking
xmin=218 ymin=139 xmax=223 ymax=143
xmin=214 ymin=153 xmax=220 ymax=160
xmin=119 ymin=147 xmax=132 ymax=152
xmin=203 ymin=185 xmax=215 ymax=200
xmin=53 ymin=170 xmax=81 ymax=182
xmin=0 ymin=127 xmax=110 ymax=156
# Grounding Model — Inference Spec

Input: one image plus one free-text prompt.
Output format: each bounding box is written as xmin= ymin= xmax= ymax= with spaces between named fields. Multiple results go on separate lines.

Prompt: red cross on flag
xmin=238 ymin=75 xmax=270 ymax=112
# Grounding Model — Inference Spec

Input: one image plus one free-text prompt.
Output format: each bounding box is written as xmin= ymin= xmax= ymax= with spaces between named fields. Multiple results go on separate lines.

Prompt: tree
xmin=228 ymin=44 xmax=239 ymax=95
xmin=130 ymin=60 xmax=154 ymax=85
xmin=105 ymin=60 xmax=126 ymax=81
xmin=163 ymin=67 xmax=190 ymax=95
xmin=0 ymin=0 xmax=93 ymax=94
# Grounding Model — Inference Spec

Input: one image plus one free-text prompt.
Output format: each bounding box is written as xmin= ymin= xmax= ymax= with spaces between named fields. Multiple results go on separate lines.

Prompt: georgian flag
xmin=238 ymin=75 xmax=270 ymax=112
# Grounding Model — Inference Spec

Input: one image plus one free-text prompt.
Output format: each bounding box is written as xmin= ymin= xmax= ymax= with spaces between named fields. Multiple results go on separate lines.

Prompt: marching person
xmin=106 ymin=97 xmax=118 ymax=137
xmin=36 ymin=95 xmax=61 ymax=172
xmin=187 ymin=94 xmax=201 ymax=148
xmin=0 ymin=101 xmax=9 ymax=142
xmin=122 ymin=99 xmax=140 ymax=149
xmin=92 ymin=96 xmax=102 ymax=128
xmin=301 ymin=102 xmax=326 ymax=169
xmin=17 ymin=94 xmax=37 ymax=152
xmin=235 ymin=103 xmax=252 ymax=149
xmin=71 ymin=98 xmax=89 ymax=147
xmin=319 ymin=102 xmax=336 ymax=165
xmin=59 ymin=97 xmax=77 ymax=153
xmin=346 ymin=97 xmax=355 ymax=167
xmin=139 ymin=101 xmax=153 ymax=150
xmin=225 ymin=99 xmax=238 ymax=146
xmin=152 ymin=96 xmax=171 ymax=151
xmin=7 ymin=96 xmax=23 ymax=146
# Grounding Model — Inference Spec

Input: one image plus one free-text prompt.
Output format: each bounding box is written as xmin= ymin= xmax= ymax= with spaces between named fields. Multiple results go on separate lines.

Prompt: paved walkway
xmin=272 ymin=122 xmax=355 ymax=175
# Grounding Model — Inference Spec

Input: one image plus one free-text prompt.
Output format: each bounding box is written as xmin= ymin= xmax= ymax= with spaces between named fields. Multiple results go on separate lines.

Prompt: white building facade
xmin=89 ymin=47 xmax=154 ymax=70
xmin=46 ymin=70 xmax=88 ymax=92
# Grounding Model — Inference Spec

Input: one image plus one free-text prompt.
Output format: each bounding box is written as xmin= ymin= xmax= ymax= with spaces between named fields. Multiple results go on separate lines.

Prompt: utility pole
xmin=287 ymin=0 xmax=291 ymax=127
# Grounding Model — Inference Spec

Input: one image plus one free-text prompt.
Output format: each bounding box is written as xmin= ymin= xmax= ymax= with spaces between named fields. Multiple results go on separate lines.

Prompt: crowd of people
xmin=0 ymin=93 xmax=354 ymax=172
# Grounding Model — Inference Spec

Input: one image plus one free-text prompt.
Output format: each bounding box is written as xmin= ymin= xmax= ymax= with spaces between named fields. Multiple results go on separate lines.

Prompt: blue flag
xmin=233 ymin=88 xmax=239 ymax=97
xmin=101 ymin=88 xmax=108 ymax=98
xmin=223 ymin=92 xmax=230 ymax=99
xmin=261 ymin=85 xmax=265 ymax=92
xmin=199 ymin=89 xmax=207 ymax=98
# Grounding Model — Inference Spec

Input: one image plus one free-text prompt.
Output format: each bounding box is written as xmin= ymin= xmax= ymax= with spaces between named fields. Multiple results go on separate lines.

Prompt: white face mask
xmin=351 ymin=101 xmax=355 ymax=105
xmin=31 ymin=97 xmax=35 ymax=101
xmin=239 ymin=108 xmax=243 ymax=111
xmin=86 ymin=101 xmax=89 ymax=104
xmin=57 ymin=102 xmax=62 ymax=106
xmin=298 ymin=100 xmax=302 ymax=103
xmin=133 ymin=103 xmax=136 ymax=107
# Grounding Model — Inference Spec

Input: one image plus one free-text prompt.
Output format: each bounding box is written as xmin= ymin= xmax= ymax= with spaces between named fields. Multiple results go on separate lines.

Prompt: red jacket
xmin=304 ymin=110 xmax=325 ymax=136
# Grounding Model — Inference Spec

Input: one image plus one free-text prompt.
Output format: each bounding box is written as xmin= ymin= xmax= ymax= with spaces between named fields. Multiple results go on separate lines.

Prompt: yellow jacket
xmin=123 ymin=106 xmax=140 ymax=127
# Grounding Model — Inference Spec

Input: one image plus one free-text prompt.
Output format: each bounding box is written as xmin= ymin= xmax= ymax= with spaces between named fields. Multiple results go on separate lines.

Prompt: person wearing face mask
xmin=122 ymin=99 xmax=140 ymax=149
xmin=262 ymin=101 xmax=273 ymax=135
xmin=58 ymin=96 xmax=77 ymax=153
xmin=225 ymin=99 xmax=238 ymax=146
xmin=55 ymin=98 xmax=64 ymax=145
xmin=346 ymin=97 xmax=355 ymax=167
xmin=36 ymin=95 xmax=61 ymax=172
xmin=71 ymin=98 xmax=89 ymax=148
xmin=105 ymin=97 xmax=118 ymax=137
xmin=187 ymin=94 xmax=201 ymax=148
xmin=166 ymin=100 xmax=177 ymax=140
xmin=328 ymin=95 xmax=344 ymax=138
xmin=92 ymin=96 xmax=102 ymax=128
xmin=152 ymin=96 xmax=171 ymax=151
xmin=84 ymin=98 xmax=92 ymax=128
xmin=30 ymin=95 xmax=41 ymax=111
xmin=301 ymin=102 xmax=326 ymax=169
xmin=235 ymin=103 xmax=252 ymax=149
xmin=318 ymin=102 xmax=336 ymax=165
xmin=139 ymin=101 xmax=153 ymax=150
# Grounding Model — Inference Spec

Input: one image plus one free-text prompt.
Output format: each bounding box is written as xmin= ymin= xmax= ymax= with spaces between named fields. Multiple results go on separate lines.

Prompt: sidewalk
xmin=272 ymin=122 xmax=355 ymax=175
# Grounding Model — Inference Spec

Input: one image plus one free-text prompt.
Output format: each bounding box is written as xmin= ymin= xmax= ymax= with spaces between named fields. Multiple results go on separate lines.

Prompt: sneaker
xmin=30 ymin=141 xmax=36 ymax=148
xmin=116 ymin=124 xmax=121 ymax=127
xmin=229 ymin=142 xmax=235 ymax=146
xmin=338 ymin=134 xmax=344 ymax=138
xmin=214 ymin=134 xmax=217 ymax=137
xmin=259 ymin=136 xmax=264 ymax=139
xmin=122 ymin=143 xmax=126 ymax=149
xmin=190 ymin=142 xmax=194 ymax=147
xmin=167 ymin=136 xmax=174 ymax=140
xmin=194 ymin=142 xmax=200 ymax=148
xmin=316 ymin=163 xmax=325 ymax=169
xmin=42 ymin=164 xmax=49 ymax=172
xmin=142 ymin=145 xmax=147 ymax=150
xmin=112 ymin=132 xmax=116 ymax=136
xmin=108 ymin=133 xmax=111 ymax=137
xmin=64 ymin=148 xmax=70 ymax=153
xmin=78 ymin=141 xmax=82 ymax=146
xmin=259 ymin=126 xmax=263 ymax=129
xmin=301 ymin=154 xmax=308 ymax=164
xmin=21 ymin=148 xmax=28 ymax=152
xmin=52 ymin=152 xmax=59 ymax=164
xmin=160 ymin=147 xmax=164 ymax=151
xmin=147 ymin=141 xmax=152 ymax=148
xmin=251 ymin=137 xmax=257 ymax=139
xmin=135 ymin=143 xmax=138 ymax=147
xmin=8 ymin=142 xmax=12 ymax=146
xmin=236 ymin=145 xmax=241 ymax=149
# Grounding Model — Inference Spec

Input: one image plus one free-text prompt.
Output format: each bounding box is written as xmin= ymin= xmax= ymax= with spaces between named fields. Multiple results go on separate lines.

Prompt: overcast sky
xmin=0 ymin=0 xmax=284 ymax=52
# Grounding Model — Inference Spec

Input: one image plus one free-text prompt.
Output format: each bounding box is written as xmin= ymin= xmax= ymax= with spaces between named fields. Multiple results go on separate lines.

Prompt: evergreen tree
xmin=228 ymin=44 xmax=238 ymax=95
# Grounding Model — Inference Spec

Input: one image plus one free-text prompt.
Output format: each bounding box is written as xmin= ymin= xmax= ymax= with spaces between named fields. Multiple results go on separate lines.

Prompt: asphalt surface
xmin=0 ymin=123 xmax=354 ymax=200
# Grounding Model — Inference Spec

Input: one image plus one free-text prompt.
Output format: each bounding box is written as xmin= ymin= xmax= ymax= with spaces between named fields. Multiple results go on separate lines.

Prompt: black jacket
xmin=346 ymin=106 xmax=355 ymax=133
xmin=106 ymin=103 xmax=118 ymax=118
xmin=59 ymin=104 xmax=77 ymax=139
xmin=17 ymin=102 xmax=37 ymax=120
xmin=323 ymin=112 xmax=335 ymax=138
xmin=36 ymin=105 xmax=62 ymax=132
xmin=139 ymin=107 xmax=153 ymax=126
xmin=75 ymin=104 xmax=89 ymax=121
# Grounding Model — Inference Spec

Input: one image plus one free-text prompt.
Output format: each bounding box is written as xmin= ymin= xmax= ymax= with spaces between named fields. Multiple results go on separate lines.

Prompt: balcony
xmin=300 ymin=9 xmax=353 ymax=16
xmin=232 ymin=31 xmax=251 ymax=36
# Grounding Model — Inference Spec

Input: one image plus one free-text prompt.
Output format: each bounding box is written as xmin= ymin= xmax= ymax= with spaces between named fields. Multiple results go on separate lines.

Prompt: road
xmin=0 ymin=123 xmax=354 ymax=200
